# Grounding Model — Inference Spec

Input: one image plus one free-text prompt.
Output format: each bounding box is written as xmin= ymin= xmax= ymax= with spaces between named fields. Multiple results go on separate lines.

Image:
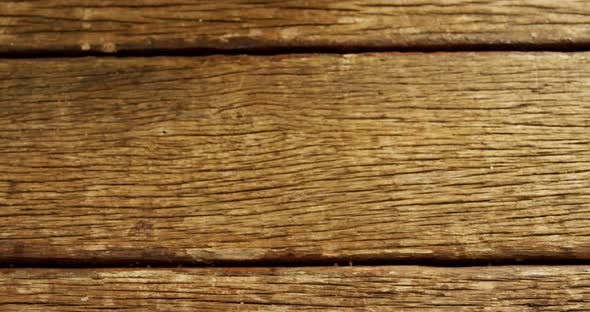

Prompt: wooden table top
xmin=1 ymin=1 xmax=590 ymax=310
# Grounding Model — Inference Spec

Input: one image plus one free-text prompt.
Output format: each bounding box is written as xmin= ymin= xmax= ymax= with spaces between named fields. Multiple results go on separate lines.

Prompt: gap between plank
xmin=1 ymin=42 xmax=590 ymax=58
xmin=4 ymin=259 xmax=590 ymax=269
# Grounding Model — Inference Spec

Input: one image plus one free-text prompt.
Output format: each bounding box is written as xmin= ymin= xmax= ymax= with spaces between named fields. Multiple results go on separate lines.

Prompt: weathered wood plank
xmin=1 ymin=52 xmax=590 ymax=264
xmin=2 ymin=266 xmax=590 ymax=311
xmin=1 ymin=0 xmax=590 ymax=54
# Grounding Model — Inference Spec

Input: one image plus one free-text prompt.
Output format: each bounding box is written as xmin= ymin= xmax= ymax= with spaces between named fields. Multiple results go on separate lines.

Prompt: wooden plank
xmin=2 ymin=266 xmax=590 ymax=311
xmin=1 ymin=0 xmax=590 ymax=54
xmin=1 ymin=52 xmax=590 ymax=264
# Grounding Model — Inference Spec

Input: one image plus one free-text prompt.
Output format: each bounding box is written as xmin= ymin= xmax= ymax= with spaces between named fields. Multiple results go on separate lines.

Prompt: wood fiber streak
xmin=2 ymin=266 xmax=590 ymax=311
xmin=1 ymin=0 xmax=590 ymax=53
xmin=1 ymin=52 xmax=590 ymax=264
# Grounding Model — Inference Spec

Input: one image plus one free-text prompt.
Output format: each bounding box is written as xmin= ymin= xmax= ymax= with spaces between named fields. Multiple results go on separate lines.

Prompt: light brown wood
xmin=1 ymin=52 xmax=590 ymax=264
xmin=2 ymin=0 xmax=590 ymax=54
xmin=2 ymin=266 xmax=590 ymax=311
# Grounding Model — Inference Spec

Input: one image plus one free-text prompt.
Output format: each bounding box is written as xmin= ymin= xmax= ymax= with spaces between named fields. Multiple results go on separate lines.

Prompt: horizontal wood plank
xmin=2 ymin=0 xmax=590 ymax=54
xmin=1 ymin=52 xmax=590 ymax=264
xmin=2 ymin=266 xmax=590 ymax=311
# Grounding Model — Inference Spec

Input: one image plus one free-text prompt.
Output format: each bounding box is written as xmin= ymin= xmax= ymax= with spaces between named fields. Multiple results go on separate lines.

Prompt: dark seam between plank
xmin=1 ymin=41 xmax=590 ymax=58
xmin=3 ymin=258 xmax=590 ymax=269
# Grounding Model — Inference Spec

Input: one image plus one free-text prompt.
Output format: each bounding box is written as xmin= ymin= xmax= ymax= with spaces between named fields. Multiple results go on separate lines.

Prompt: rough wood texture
xmin=2 ymin=266 xmax=590 ymax=311
xmin=1 ymin=52 xmax=590 ymax=264
xmin=2 ymin=0 xmax=590 ymax=54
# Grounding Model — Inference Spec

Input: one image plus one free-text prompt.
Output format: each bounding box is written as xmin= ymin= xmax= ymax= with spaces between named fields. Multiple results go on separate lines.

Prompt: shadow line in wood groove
xmin=5 ymin=258 xmax=590 ymax=269
xmin=2 ymin=42 xmax=590 ymax=58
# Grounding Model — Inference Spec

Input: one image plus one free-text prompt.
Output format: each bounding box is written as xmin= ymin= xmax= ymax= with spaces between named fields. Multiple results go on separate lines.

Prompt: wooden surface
xmin=2 ymin=266 xmax=590 ymax=311
xmin=4 ymin=1 xmax=590 ymax=309
xmin=2 ymin=52 xmax=590 ymax=264
xmin=2 ymin=0 xmax=590 ymax=54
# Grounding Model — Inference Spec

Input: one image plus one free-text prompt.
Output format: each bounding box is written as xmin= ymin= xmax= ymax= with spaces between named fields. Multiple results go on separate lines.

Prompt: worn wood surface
xmin=1 ymin=52 xmax=590 ymax=264
xmin=2 ymin=266 xmax=590 ymax=311
xmin=2 ymin=0 xmax=590 ymax=54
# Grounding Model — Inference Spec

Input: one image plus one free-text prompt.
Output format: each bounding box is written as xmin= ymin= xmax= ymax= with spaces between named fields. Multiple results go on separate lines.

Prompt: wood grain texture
xmin=2 ymin=0 xmax=590 ymax=54
xmin=2 ymin=266 xmax=590 ymax=311
xmin=1 ymin=52 xmax=590 ymax=264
